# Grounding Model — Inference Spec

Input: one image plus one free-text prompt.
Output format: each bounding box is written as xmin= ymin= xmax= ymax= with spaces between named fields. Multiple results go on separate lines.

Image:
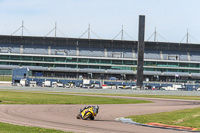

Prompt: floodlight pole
xmin=154 ymin=27 xmax=156 ymax=42
xmin=55 ymin=22 xmax=57 ymax=38
xmin=88 ymin=23 xmax=90 ymax=39
xmin=186 ymin=28 xmax=189 ymax=43
xmin=121 ymin=25 xmax=124 ymax=40
xmin=21 ymin=21 xmax=24 ymax=38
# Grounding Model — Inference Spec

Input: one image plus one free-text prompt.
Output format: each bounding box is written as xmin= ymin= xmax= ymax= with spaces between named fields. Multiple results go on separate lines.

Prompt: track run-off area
xmin=0 ymin=87 xmax=200 ymax=133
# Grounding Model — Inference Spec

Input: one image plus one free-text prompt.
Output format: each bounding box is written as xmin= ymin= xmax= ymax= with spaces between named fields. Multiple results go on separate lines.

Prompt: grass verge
xmin=127 ymin=107 xmax=200 ymax=130
xmin=0 ymin=90 xmax=151 ymax=104
xmin=0 ymin=122 xmax=71 ymax=133
xmin=59 ymin=92 xmax=200 ymax=101
xmin=121 ymin=94 xmax=200 ymax=101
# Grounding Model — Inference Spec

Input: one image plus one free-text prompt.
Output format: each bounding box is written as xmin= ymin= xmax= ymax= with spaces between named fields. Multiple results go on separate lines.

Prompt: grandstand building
xmin=0 ymin=35 xmax=200 ymax=83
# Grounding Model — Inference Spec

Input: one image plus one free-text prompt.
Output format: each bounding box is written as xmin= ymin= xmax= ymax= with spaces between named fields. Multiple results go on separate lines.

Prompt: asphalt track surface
xmin=0 ymin=93 xmax=200 ymax=133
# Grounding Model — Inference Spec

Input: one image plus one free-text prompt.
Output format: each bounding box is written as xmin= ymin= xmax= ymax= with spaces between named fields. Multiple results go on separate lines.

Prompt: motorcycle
xmin=76 ymin=105 xmax=99 ymax=120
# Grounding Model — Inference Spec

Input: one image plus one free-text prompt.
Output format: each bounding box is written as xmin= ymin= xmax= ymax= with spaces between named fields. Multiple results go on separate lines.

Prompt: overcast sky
xmin=0 ymin=0 xmax=200 ymax=43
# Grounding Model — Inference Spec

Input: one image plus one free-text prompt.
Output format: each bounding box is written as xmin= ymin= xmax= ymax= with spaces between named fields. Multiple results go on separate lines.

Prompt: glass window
xmin=66 ymin=58 xmax=77 ymax=63
xmin=0 ymin=55 xmax=9 ymax=60
xmin=101 ymin=66 xmax=111 ymax=69
xmin=89 ymin=66 xmax=99 ymax=69
xmin=168 ymin=62 xmax=178 ymax=67
xmin=78 ymin=59 xmax=88 ymax=63
xmin=44 ymin=57 xmax=54 ymax=62
xmin=144 ymin=62 xmax=156 ymax=66
xmin=10 ymin=62 xmax=20 ymax=65
xmin=157 ymin=62 xmax=167 ymax=67
xmin=21 ymin=56 xmax=32 ymax=61
xmin=89 ymin=59 xmax=99 ymax=63
xmin=55 ymin=64 xmax=65 ymax=67
xmin=78 ymin=65 xmax=88 ymax=69
xmin=0 ymin=62 xmax=8 ymax=65
xmin=190 ymin=64 xmax=199 ymax=68
xmin=55 ymin=58 xmax=66 ymax=62
xmin=144 ymin=68 xmax=155 ymax=71
xmin=66 ymin=65 xmax=76 ymax=68
xmin=100 ymin=59 xmax=111 ymax=64
xmin=10 ymin=56 xmax=20 ymax=60
xmin=123 ymin=60 xmax=134 ymax=65
xmin=112 ymin=60 xmax=122 ymax=65
xmin=179 ymin=63 xmax=189 ymax=67
xmin=33 ymin=57 xmax=43 ymax=61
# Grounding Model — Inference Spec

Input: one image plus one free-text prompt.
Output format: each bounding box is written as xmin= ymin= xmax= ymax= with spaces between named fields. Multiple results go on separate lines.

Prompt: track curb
xmin=115 ymin=117 xmax=200 ymax=132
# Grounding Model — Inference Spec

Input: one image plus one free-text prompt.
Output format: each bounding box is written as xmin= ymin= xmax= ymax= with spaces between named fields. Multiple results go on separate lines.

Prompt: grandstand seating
xmin=1 ymin=43 xmax=199 ymax=62
xmin=107 ymin=48 xmax=134 ymax=58
xmin=158 ymin=50 xmax=190 ymax=61
xmin=51 ymin=45 xmax=76 ymax=56
xmin=79 ymin=47 xmax=104 ymax=57
xmin=24 ymin=48 xmax=47 ymax=54
xmin=190 ymin=52 xmax=200 ymax=61
xmin=144 ymin=50 xmax=161 ymax=60
xmin=11 ymin=47 xmax=21 ymax=53
xmin=0 ymin=44 xmax=20 ymax=53
xmin=179 ymin=51 xmax=189 ymax=61
xmin=23 ymin=44 xmax=48 ymax=54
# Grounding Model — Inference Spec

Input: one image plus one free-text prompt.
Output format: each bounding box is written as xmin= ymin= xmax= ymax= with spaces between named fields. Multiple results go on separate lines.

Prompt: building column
xmin=20 ymin=45 xmax=23 ymax=54
xmin=77 ymin=46 xmax=79 ymax=56
xmin=136 ymin=15 xmax=145 ymax=89
xmin=48 ymin=46 xmax=51 ymax=55
xmin=105 ymin=48 xmax=107 ymax=57
xmin=133 ymin=49 xmax=136 ymax=58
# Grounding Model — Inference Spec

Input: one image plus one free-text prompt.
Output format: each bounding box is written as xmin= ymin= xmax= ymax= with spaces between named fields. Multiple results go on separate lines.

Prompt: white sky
xmin=0 ymin=0 xmax=200 ymax=43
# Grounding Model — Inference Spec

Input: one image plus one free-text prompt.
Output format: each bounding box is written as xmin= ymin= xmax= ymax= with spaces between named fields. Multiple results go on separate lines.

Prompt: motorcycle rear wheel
xmin=90 ymin=115 xmax=94 ymax=120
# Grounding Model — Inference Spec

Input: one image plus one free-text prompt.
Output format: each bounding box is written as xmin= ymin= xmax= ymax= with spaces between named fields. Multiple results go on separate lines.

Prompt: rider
xmin=77 ymin=105 xmax=99 ymax=120
xmin=80 ymin=105 xmax=99 ymax=113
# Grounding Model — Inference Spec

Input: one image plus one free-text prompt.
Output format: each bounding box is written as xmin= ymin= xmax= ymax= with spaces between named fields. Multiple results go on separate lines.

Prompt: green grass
xmin=127 ymin=107 xmax=200 ymax=130
xmin=0 ymin=76 xmax=12 ymax=81
xmin=65 ymin=92 xmax=200 ymax=101
xmin=2 ymin=90 xmax=200 ymax=103
xmin=0 ymin=122 xmax=71 ymax=133
xmin=0 ymin=91 xmax=151 ymax=104
xmin=123 ymin=94 xmax=200 ymax=101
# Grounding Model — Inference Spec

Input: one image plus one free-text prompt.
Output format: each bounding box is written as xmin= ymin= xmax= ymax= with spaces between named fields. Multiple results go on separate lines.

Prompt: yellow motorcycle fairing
xmin=81 ymin=107 xmax=96 ymax=118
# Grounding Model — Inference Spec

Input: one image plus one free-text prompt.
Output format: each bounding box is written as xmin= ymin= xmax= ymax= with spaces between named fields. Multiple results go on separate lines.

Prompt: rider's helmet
xmin=93 ymin=105 xmax=99 ymax=114
xmin=95 ymin=105 xmax=99 ymax=110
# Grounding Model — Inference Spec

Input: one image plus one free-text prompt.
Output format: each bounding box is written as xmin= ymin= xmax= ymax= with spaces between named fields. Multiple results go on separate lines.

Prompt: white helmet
xmin=95 ymin=105 xmax=99 ymax=110
xmin=94 ymin=105 xmax=99 ymax=114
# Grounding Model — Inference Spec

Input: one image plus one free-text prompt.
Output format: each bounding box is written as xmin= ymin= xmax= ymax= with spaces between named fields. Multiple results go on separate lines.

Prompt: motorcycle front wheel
xmin=76 ymin=114 xmax=81 ymax=119
xmin=83 ymin=113 xmax=92 ymax=120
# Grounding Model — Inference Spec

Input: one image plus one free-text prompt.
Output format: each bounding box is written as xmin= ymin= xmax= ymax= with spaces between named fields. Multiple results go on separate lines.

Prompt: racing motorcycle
xmin=76 ymin=105 xmax=99 ymax=120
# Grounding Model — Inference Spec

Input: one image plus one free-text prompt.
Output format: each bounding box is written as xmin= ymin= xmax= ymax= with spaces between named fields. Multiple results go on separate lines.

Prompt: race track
xmin=0 ymin=95 xmax=200 ymax=133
